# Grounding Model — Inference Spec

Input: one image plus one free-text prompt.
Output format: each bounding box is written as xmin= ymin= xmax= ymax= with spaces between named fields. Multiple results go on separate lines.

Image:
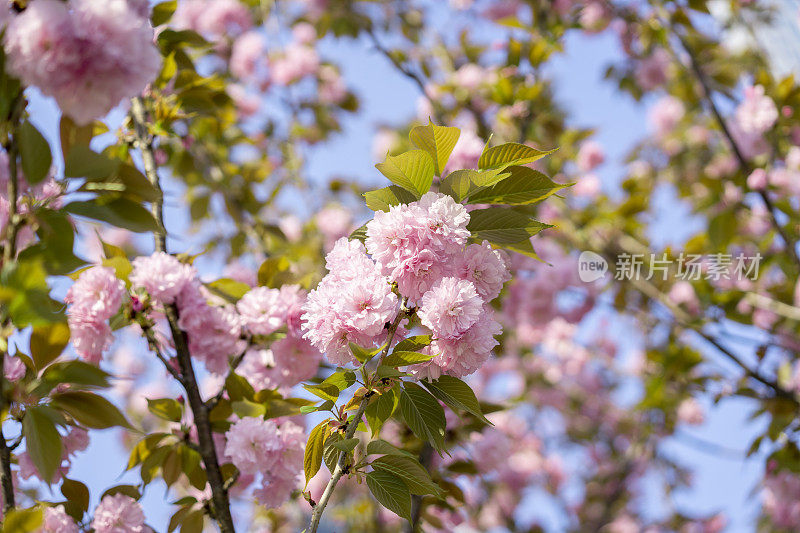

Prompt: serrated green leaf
xmin=439 ymin=168 xmax=508 ymax=202
xmin=304 ymin=421 xmax=327 ymax=487
xmin=366 ymin=470 xmax=412 ymax=521
xmin=399 ymin=383 xmax=446 ymax=451
xmin=467 ymin=165 xmax=567 ymax=205
xmin=350 ymin=342 xmax=384 ymax=364
xmin=375 ymin=149 xmax=435 ymax=197
xmin=422 ymin=375 xmax=491 ymax=425
xmin=366 ymin=439 xmax=416 ymax=458
xmin=478 ymin=142 xmax=556 ymax=170
xmin=393 ymin=335 xmax=431 ymax=353
xmin=364 ymin=185 xmax=418 ymax=211
xmin=365 ymin=387 xmax=399 ymax=437
xmin=382 ymin=351 xmax=434 ymax=367
xmin=330 ymin=437 xmax=359 ymax=453
xmin=372 ymin=455 xmax=442 ymax=496
xmin=409 ymin=122 xmax=460 ymax=176
xmin=18 ymin=120 xmax=51 ymax=185
xmin=467 ymin=207 xmax=551 ymax=244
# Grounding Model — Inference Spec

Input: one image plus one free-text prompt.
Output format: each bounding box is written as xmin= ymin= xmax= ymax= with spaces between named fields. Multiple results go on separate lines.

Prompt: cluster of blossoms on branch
xmin=302 ymin=191 xmax=510 ymax=379
xmin=2 ymin=0 xmax=159 ymax=124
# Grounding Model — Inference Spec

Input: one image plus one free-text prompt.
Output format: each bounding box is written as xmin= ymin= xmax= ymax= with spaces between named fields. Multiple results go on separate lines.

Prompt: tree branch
xmin=0 ymin=350 xmax=15 ymax=513
xmin=130 ymin=96 xmax=236 ymax=533
xmin=307 ymin=300 xmax=409 ymax=533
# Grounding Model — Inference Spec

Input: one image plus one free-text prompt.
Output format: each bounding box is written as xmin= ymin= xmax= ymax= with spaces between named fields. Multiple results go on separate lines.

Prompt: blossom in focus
xmin=237 ymin=287 xmax=287 ymax=336
xmin=418 ymin=277 xmax=483 ymax=339
xmin=130 ymin=252 xmax=197 ymax=305
xmin=65 ymin=266 xmax=125 ymax=363
xmin=3 ymin=0 xmax=160 ymax=124
xmin=92 ymin=494 xmax=147 ymax=533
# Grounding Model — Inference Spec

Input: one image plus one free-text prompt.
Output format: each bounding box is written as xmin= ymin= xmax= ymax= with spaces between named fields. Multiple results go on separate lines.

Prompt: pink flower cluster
xmin=91 ymin=493 xmax=147 ymax=533
xmin=303 ymin=193 xmax=510 ymax=378
xmin=130 ymin=252 xmax=243 ymax=375
xmin=763 ymin=468 xmax=800 ymax=528
xmin=735 ymin=84 xmax=778 ymax=135
xmin=42 ymin=505 xmax=79 ymax=533
xmin=3 ymin=0 xmax=160 ymax=124
xmin=173 ymin=0 xmax=252 ymax=40
xmin=224 ymin=417 xmax=304 ymax=508
xmin=237 ymin=285 xmax=322 ymax=390
xmin=65 ymin=266 xmax=125 ymax=363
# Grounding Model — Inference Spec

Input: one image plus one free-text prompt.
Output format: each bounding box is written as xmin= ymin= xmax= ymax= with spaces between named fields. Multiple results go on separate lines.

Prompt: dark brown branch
xmin=130 ymin=97 xmax=236 ymax=533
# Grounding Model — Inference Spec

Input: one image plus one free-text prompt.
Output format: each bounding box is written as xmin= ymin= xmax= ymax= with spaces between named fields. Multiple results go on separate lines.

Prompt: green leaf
xmin=225 ymin=373 xmax=254 ymax=402
xmin=422 ymin=375 xmax=491 ymax=425
xmin=18 ymin=120 xmax=51 ymax=185
xmin=101 ymin=484 xmax=142 ymax=501
xmin=364 ymin=185 xmax=418 ymax=212
xmin=40 ymin=360 xmax=111 ymax=389
xmin=439 ymin=168 xmax=508 ymax=202
xmin=408 ymin=122 xmax=460 ymax=176
xmin=59 ymin=116 xmax=97 ymax=160
xmin=303 ymin=383 xmax=340 ymax=402
xmin=147 ymin=398 xmax=184 ymax=422
xmin=151 ymin=0 xmax=177 ymax=25
xmin=22 ymin=407 xmax=63 ymax=483
xmin=375 ymin=150 xmax=435 ymax=197
xmin=29 ymin=323 xmax=70 ymax=370
xmin=231 ymin=399 xmax=266 ymax=418
xmin=304 ymin=421 xmax=327 ymax=487
xmin=399 ymin=383 xmax=446 ymax=451
xmin=181 ymin=509 xmax=205 ymax=533
xmin=64 ymin=197 xmax=159 ymax=233
xmin=365 ymin=387 xmax=399 ymax=437
xmin=466 ymin=207 xmax=551 ymax=244
xmin=366 ymin=439 xmax=416 ymax=458
xmin=393 ymin=335 xmax=431 ymax=353
xmin=127 ymin=433 xmax=169 ymax=470
xmin=205 ymin=278 xmax=250 ymax=302
xmin=478 ymin=142 xmax=556 ymax=171
xmin=372 ymin=455 xmax=442 ymax=496
xmin=50 ymin=391 xmax=132 ymax=429
xmin=382 ymin=351 xmax=434 ymax=367
xmin=2 ymin=507 xmax=43 ymax=533
xmin=365 ymin=470 xmax=412 ymax=522
xmin=63 ymin=145 xmax=119 ymax=180
xmin=323 ymin=432 xmax=342 ymax=473
xmin=257 ymin=256 xmax=292 ymax=288
xmin=349 ymin=223 xmax=367 ymax=242
xmin=350 ymin=342 xmax=383 ymax=364
xmin=61 ymin=478 xmax=90 ymax=520
xmin=466 ymin=165 xmax=567 ymax=205
xmin=330 ymin=437 xmax=359 ymax=452
xmin=82 ymin=163 xmax=160 ymax=203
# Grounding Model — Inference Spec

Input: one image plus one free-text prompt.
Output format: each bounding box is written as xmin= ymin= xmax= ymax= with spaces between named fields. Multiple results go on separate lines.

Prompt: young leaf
xmin=330 ymin=437 xmax=359 ymax=452
xmin=393 ymin=335 xmax=431 ymax=353
xmin=372 ymin=455 xmax=442 ymax=496
xmin=147 ymin=398 xmax=184 ymax=423
xmin=364 ymin=185 xmax=418 ymax=212
xmin=350 ymin=342 xmax=383 ymax=364
xmin=399 ymin=383 xmax=446 ymax=451
xmin=409 ymin=122 xmax=460 ymax=176
xmin=304 ymin=421 xmax=327 ymax=487
xmin=466 ymin=165 xmax=567 ymax=205
xmin=2 ymin=507 xmax=44 ymax=533
xmin=422 ymin=375 xmax=491 ymax=425
xmin=478 ymin=142 xmax=556 ymax=171
xmin=382 ymin=351 xmax=434 ymax=367
xmin=439 ymin=168 xmax=508 ymax=201
xmin=375 ymin=150 xmax=435 ymax=197
xmin=61 ymin=478 xmax=90 ymax=519
xmin=22 ymin=407 xmax=63 ymax=484
xmin=40 ymin=360 xmax=111 ymax=389
xmin=466 ymin=207 xmax=551 ymax=244
xmin=365 ymin=386 xmax=400 ymax=437
xmin=19 ymin=120 xmax=52 ymax=185
xmin=365 ymin=470 xmax=412 ymax=522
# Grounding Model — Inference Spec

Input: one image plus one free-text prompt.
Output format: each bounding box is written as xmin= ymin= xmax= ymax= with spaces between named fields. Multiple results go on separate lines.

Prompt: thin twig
xmin=130 ymin=96 xmax=236 ymax=533
xmin=307 ymin=300 xmax=409 ymax=533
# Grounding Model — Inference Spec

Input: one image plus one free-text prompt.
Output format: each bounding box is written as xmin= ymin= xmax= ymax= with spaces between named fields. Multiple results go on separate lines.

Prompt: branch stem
xmin=307 ymin=300 xmax=409 ymax=533
xmin=130 ymin=96 xmax=236 ymax=533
